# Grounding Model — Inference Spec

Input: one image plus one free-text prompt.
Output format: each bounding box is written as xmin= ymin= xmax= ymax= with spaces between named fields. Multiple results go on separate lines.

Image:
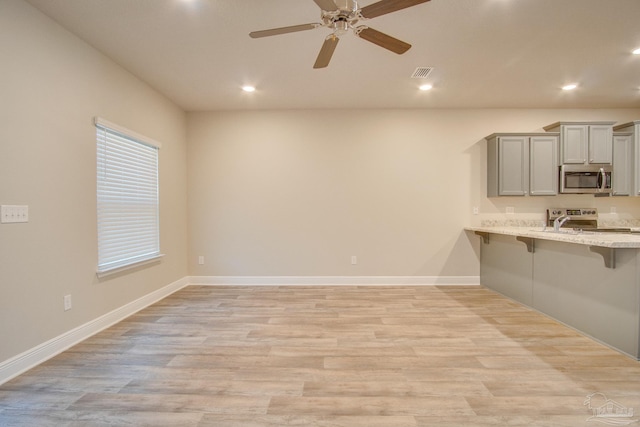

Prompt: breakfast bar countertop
xmin=464 ymin=226 xmax=640 ymax=249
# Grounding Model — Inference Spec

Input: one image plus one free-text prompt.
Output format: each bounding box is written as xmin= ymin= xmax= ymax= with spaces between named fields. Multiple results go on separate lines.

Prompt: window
xmin=95 ymin=117 xmax=162 ymax=276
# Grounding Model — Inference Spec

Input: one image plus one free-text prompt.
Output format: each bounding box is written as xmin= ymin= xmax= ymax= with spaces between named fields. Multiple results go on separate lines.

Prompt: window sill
xmin=96 ymin=254 xmax=165 ymax=279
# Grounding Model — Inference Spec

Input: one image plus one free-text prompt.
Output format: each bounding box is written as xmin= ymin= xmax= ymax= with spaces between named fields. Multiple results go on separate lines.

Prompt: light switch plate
xmin=1 ymin=205 xmax=29 ymax=223
xmin=64 ymin=294 xmax=72 ymax=311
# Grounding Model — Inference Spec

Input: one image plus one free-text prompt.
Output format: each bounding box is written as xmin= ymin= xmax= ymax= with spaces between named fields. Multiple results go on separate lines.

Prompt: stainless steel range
xmin=547 ymin=208 xmax=598 ymax=229
xmin=547 ymin=208 xmax=638 ymax=233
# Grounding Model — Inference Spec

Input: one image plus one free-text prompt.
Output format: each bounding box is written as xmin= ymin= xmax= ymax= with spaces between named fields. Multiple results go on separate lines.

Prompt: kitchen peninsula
xmin=465 ymin=225 xmax=640 ymax=359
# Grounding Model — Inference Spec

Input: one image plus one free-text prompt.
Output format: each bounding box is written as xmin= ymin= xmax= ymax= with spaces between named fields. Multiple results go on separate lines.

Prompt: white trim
xmin=0 ymin=277 xmax=189 ymax=386
xmin=94 ymin=117 xmax=162 ymax=149
xmin=187 ymin=276 xmax=480 ymax=286
xmin=96 ymin=254 xmax=165 ymax=278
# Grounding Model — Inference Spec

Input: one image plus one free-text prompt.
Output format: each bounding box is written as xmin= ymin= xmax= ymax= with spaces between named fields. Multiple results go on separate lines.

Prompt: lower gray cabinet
xmin=479 ymin=233 xmax=533 ymax=305
xmin=478 ymin=233 xmax=640 ymax=359
xmin=487 ymin=133 xmax=558 ymax=197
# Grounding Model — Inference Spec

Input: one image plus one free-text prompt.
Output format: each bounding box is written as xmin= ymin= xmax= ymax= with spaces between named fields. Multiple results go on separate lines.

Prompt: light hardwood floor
xmin=1 ymin=285 xmax=639 ymax=426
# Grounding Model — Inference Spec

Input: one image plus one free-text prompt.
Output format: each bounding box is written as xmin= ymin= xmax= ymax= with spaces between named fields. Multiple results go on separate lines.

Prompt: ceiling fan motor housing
xmin=321 ymin=0 xmax=360 ymax=34
xmin=334 ymin=0 xmax=358 ymax=12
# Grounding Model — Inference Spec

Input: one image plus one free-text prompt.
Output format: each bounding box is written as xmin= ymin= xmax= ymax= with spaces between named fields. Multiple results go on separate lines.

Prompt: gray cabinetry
xmin=544 ymin=121 xmax=615 ymax=165
xmin=561 ymin=124 xmax=588 ymax=164
xmin=529 ymin=135 xmax=559 ymax=195
xmin=613 ymin=121 xmax=640 ymax=196
xmin=487 ymin=134 xmax=527 ymax=196
xmin=487 ymin=133 xmax=558 ymax=197
xmin=476 ymin=232 xmax=640 ymax=359
xmin=479 ymin=233 xmax=532 ymax=305
xmin=612 ymin=133 xmax=633 ymax=196
xmin=532 ymin=240 xmax=639 ymax=359
xmin=590 ymin=125 xmax=614 ymax=164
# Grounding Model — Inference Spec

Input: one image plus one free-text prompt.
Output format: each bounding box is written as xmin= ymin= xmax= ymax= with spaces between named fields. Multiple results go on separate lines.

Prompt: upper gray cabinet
xmin=543 ymin=122 xmax=615 ymax=165
xmin=612 ymin=132 xmax=633 ymax=196
xmin=529 ymin=135 xmax=559 ymax=196
xmin=613 ymin=121 xmax=640 ymax=196
xmin=487 ymin=133 xmax=558 ymax=197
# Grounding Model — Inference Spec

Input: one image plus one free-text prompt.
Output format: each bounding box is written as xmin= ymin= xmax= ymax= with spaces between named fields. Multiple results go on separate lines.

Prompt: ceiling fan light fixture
xmin=333 ymin=20 xmax=349 ymax=35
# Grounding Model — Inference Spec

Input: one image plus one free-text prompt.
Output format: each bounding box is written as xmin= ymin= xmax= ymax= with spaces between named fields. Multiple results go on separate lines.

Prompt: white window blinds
xmin=95 ymin=118 xmax=161 ymax=276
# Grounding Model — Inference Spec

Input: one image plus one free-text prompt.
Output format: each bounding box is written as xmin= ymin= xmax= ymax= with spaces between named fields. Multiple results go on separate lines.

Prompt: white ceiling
xmin=25 ymin=0 xmax=640 ymax=111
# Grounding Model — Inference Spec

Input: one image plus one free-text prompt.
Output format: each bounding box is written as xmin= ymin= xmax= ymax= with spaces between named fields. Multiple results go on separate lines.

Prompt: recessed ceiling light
xmin=562 ymin=84 xmax=578 ymax=91
xmin=633 ymin=48 xmax=640 ymax=55
xmin=242 ymin=86 xmax=256 ymax=93
xmin=419 ymin=84 xmax=433 ymax=91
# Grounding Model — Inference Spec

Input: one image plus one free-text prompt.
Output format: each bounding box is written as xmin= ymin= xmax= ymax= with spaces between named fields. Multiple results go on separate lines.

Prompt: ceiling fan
xmin=249 ymin=0 xmax=431 ymax=69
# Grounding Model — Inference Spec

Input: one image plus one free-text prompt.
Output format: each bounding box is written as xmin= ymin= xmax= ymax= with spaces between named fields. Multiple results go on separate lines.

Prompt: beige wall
xmin=187 ymin=109 xmax=640 ymax=278
xmin=0 ymin=0 xmax=188 ymax=362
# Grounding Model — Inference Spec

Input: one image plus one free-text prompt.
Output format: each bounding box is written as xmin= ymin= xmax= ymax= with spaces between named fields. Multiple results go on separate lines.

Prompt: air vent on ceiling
xmin=411 ymin=67 xmax=434 ymax=79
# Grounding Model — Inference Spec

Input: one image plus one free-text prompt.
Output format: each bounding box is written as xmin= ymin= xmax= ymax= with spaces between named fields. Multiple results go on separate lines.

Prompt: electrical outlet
xmin=473 ymin=207 xmax=479 ymax=215
xmin=506 ymin=206 xmax=515 ymax=215
xmin=198 ymin=256 xmax=204 ymax=265
xmin=611 ymin=207 xmax=617 ymax=214
xmin=63 ymin=294 xmax=72 ymax=311
xmin=1 ymin=205 xmax=29 ymax=223
xmin=351 ymin=256 xmax=357 ymax=265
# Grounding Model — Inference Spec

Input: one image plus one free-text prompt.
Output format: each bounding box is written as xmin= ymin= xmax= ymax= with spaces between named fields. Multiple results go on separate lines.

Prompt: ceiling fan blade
xmin=356 ymin=27 xmax=411 ymax=54
xmin=360 ymin=0 xmax=430 ymax=19
xmin=313 ymin=0 xmax=339 ymax=11
xmin=314 ymin=35 xmax=339 ymax=69
xmin=250 ymin=23 xmax=319 ymax=38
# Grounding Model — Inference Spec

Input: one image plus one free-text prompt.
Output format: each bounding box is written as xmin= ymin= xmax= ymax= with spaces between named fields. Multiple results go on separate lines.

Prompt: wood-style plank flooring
xmin=1 ymin=285 xmax=640 ymax=426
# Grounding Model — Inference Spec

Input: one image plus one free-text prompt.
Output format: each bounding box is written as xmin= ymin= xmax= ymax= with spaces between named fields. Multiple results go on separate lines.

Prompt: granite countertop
xmin=465 ymin=226 xmax=640 ymax=248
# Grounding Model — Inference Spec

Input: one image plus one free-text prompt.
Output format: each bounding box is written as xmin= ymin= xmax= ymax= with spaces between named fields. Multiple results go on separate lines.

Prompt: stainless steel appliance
xmin=547 ymin=208 xmax=638 ymax=233
xmin=547 ymin=208 xmax=598 ymax=229
xmin=560 ymin=164 xmax=612 ymax=194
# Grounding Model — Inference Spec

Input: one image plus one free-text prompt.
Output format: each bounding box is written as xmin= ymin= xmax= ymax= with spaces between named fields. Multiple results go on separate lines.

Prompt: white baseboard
xmin=0 ymin=276 xmax=189 ymax=386
xmin=188 ymin=276 xmax=480 ymax=286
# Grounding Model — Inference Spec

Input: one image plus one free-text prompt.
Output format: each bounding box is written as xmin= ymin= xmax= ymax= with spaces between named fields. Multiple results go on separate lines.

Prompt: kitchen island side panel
xmin=480 ymin=234 xmax=533 ymax=306
xmin=532 ymin=240 xmax=640 ymax=359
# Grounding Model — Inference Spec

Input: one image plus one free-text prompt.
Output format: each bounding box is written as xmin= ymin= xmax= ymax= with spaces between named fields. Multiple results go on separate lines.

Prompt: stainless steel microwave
xmin=560 ymin=164 xmax=612 ymax=194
